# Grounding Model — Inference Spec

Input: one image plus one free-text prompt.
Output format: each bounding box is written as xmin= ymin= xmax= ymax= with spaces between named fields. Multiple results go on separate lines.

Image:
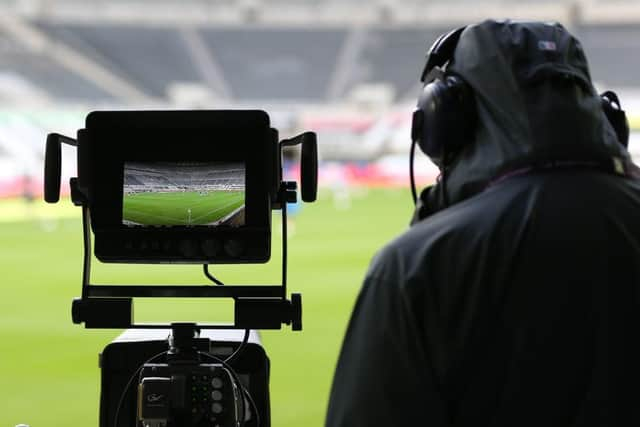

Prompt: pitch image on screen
xmin=122 ymin=161 xmax=245 ymax=226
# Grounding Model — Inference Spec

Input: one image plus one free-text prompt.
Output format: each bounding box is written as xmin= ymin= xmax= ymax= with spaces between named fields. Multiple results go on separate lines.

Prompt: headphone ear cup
xmin=601 ymin=91 xmax=629 ymax=148
xmin=413 ymin=75 xmax=475 ymax=166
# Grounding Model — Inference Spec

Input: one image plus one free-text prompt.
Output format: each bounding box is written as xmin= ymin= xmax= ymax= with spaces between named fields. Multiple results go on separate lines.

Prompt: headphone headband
xmin=420 ymin=26 xmax=467 ymax=82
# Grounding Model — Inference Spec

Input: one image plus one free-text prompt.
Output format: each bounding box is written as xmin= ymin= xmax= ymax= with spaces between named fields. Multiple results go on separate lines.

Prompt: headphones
xmin=601 ymin=90 xmax=630 ymax=149
xmin=411 ymin=27 xmax=474 ymax=167
xmin=411 ymin=26 xmax=630 ymax=168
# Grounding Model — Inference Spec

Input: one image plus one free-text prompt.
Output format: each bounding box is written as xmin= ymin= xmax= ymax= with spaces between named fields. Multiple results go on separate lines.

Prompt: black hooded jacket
xmin=326 ymin=21 xmax=640 ymax=426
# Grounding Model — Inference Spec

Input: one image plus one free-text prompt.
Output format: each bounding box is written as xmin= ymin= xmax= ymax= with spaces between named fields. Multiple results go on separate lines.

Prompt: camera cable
xmin=224 ymin=328 xmax=250 ymax=364
xmin=200 ymin=350 xmax=261 ymax=427
xmin=111 ymin=329 xmax=252 ymax=427
xmin=410 ymin=130 xmax=450 ymax=211
xmin=203 ymin=264 xmax=226 ymax=286
xmin=410 ymin=135 xmax=419 ymax=204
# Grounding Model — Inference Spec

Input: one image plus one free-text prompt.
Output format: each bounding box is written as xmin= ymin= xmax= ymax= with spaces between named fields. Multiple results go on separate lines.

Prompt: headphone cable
xmin=410 ymin=136 xmax=418 ymax=205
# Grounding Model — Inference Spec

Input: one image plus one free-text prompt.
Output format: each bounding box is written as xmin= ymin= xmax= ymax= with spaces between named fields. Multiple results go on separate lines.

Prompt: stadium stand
xmin=200 ymin=28 xmax=346 ymax=100
xmin=0 ymin=28 xmax=113 ymax=102
xmin=0 ymin=0 xmax=639 ymax=197
xmin=350 ymin=27 xmax=451 ymax=100
xmin=124 ymin=162 xmax=244 ymax=194
xmin=36 ymin=23 xmax=202 ymax=99
xmin=20 ymin=21 xmax=640 ymax=104
xmin=576 ymin=24 xmax=640 ymax=88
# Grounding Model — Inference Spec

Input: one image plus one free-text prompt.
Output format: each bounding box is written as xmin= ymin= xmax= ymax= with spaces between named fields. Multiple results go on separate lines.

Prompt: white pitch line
xmin=191 ymin=199 xmax=243 ymax=223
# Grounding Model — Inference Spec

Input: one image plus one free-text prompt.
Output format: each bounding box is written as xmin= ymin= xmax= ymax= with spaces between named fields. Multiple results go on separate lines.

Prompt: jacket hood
xmin=433 ymin=19 xmax=631 ymax=207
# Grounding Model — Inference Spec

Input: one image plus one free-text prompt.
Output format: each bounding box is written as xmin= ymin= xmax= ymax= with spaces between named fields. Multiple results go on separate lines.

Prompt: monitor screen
xmin=122 ymin=161 xmax=245 ymax=227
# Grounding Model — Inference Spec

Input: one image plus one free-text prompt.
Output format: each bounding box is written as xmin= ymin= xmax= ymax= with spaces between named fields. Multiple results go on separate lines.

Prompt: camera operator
xmin=326 ymin=20 xmax=640 ymax=426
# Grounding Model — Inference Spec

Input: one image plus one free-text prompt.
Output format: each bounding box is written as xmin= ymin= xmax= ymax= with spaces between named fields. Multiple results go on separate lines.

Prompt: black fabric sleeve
xmin=325 ymin=266 xmax=448 ymax=427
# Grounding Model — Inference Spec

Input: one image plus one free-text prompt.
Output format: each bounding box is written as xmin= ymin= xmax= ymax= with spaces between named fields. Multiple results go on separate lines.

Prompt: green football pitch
xmin=0 ymin=188 xmax=412 ymax=427
xmin=123 ymin=190 xmax=244 ymax=226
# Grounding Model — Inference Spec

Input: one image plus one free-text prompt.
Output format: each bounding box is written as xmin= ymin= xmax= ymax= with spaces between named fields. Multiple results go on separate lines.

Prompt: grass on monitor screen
xmin=123 ymin=190 xmax=244 ymax=226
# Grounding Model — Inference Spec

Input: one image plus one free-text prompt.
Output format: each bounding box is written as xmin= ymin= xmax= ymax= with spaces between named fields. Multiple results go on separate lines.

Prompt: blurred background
xmin=0 ymin=0 xmax=639 ymax=426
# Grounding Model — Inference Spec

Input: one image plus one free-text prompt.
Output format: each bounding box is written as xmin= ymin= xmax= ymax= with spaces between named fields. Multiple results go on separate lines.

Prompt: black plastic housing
xmin=99 ymin=329 xmax=270 ymax=427
xmin=72 ymin=297 xmax=133 ymax=328
xmin=80 ymin=110 xmax=277 ymax=264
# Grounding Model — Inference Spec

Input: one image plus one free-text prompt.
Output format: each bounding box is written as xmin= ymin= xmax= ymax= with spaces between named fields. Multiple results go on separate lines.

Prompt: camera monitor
xmin=79 ymin=110 xmax=278 ymax=264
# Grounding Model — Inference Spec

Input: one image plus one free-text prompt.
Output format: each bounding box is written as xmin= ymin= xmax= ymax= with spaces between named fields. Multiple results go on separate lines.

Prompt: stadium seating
xmin=0 ymin=27 xmax=112 ymax=102
xmin=0 ymin=4 xmax=639 ymax=198
xmin=36 ymin=23 xmax=201 ymax=99
xmin=124 ymin=163 xmax=244 ymax=194
xmin=576 ymin=24 xmax=640 ymax=87
xmin=200 ymin=28 xmax=346 ymax=100
xmin=19 ymin=22 xmax=640 ymax=104
xmin=351 ymin=27 xmax=451 ymax=99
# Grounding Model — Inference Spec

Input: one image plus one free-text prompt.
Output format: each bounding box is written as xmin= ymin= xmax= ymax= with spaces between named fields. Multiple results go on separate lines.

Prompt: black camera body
xmin=45 ymin=109 xmax=317 ymax=427
xmin=138 ymin=364 xmax=241 ymax=427
xmin=100 ymin=328 xmax=271 ymax=427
